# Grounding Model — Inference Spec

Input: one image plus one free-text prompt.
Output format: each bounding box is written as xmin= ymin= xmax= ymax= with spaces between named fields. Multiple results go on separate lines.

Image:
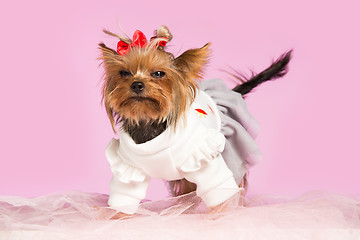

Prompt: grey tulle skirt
xmin=200 ymin=79 xmax=262 ymax=185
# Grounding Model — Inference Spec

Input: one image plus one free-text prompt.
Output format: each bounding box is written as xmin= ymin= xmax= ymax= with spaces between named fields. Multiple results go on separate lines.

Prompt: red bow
xmin=117 ymin=30 xmax=167 ymax=55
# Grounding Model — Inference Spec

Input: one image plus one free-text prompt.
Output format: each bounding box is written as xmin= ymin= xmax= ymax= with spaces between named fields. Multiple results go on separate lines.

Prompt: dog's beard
xmin=114 ymin=97 xmax=171 ymax=144
xmin=120 ymin=96 xmax=161 ymax=111
xmin=109 ymin=92 xmax=170 ymax=125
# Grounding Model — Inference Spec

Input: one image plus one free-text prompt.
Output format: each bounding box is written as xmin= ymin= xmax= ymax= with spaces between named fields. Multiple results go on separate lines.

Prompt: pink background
xmin=0 ymin=0 xmax=359 ymax=200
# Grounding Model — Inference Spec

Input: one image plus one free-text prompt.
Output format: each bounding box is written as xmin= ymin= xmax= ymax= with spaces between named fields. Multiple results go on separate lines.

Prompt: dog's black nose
xmin=131 ymin=81 xmax=145 ymax=94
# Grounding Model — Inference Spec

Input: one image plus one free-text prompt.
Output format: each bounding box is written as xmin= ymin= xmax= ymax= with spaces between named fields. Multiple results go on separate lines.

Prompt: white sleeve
xmin=182 ymin=154 xmax=239 ymax=207
xmin=179 ymin=129 xmax=239 ymax=207
xmin=108 ymin=175 xmax=150 ymax=214
xmin=106 ymin=138 xmax=150 ymax=214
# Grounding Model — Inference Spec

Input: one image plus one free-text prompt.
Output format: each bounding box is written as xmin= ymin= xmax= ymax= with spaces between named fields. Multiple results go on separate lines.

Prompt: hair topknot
xmin=154 ymin=25 xmax=173 ymax=43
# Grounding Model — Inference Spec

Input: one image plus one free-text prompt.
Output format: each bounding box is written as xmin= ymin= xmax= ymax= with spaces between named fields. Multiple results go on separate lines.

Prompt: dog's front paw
xmin=93 ymin=206 xmax=132 ymax=220
xmin=110 ymin=211 xmax=132 ymax=220
xmin=208 ymin=200 xmax=231 ymax=214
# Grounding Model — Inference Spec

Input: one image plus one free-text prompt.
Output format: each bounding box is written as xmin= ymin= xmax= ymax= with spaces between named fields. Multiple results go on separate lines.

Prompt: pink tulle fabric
xmin=0 ymin=191 xmax=359 ymax=239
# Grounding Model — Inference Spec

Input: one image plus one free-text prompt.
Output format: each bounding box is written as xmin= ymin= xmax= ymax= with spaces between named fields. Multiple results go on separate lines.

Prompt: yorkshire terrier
xmin=99 ymin=25 xmax=292 ymax=217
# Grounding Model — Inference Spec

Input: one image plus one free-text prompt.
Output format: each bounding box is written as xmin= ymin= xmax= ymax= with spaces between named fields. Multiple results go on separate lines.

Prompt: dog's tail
xmin=232 ymin=50 xmax=292 ymax=96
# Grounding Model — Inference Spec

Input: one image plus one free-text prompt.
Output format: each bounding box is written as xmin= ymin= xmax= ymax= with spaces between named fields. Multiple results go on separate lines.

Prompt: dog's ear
xmin=98 ymin=43 xmax=118 ymax=61
xmin=174 ymin=43 xmax=210 ymax=80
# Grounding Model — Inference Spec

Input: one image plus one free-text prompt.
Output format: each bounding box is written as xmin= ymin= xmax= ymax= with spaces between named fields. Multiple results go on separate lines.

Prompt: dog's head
xmin=99 ymin=26 xmax=210 ymax=131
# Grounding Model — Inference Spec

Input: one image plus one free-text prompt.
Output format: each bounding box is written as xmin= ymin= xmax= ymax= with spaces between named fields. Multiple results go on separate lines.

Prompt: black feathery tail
xmin=232 ymin=50 xmax=293 ymax=96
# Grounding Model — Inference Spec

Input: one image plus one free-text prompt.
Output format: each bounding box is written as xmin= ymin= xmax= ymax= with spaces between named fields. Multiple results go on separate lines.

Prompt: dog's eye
xmin=119 ymin=70 xmax=132 ymax=77
xmin=151 ymin=71 xmax=166 ymax=78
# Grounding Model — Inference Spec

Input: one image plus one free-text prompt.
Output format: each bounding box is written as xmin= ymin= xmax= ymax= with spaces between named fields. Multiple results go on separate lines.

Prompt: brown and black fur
xmin=99 ymin=26 xmax=292 ymax=197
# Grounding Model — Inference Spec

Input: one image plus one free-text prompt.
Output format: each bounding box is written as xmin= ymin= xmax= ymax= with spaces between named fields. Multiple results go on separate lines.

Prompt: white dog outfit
xmin=106 ymin=79 xmax=262 ymax=214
